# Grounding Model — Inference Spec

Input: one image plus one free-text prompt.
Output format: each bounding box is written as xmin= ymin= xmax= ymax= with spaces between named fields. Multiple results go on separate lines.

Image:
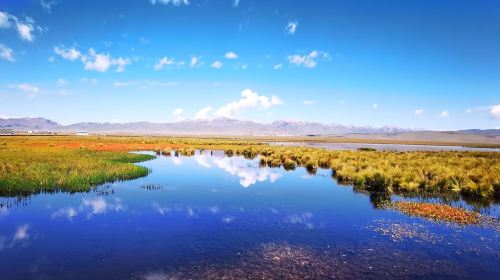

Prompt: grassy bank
xmin=0 ymin=136 xmax=499 ymax=200
xmin=223 ymin=146 xmax=500 ymax=200
xmin=0 ymin=142 xmax=154 ymax=196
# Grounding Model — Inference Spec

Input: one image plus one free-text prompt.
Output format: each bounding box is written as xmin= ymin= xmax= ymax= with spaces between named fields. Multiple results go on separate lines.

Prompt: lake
xmin=267 ymin=141 xmax=500 ymax=152
xmin=0 ymin=150 xmax=499 ymax=279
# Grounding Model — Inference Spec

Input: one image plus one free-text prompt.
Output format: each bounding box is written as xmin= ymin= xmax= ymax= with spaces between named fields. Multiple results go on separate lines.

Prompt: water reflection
xmin=171 ymin=151 xmax=284 ymax=187
xmin=0 ymin=223 xmax=31 ymax=251
xmin=0 ymin=151 xmax=499 ymax=279
xmin=51 ymin=197 xmax=124 ymax=220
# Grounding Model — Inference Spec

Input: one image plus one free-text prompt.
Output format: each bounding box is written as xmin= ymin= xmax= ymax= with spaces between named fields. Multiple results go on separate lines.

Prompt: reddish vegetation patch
xmin=24 ymin=141 xmax=183 ymax=151
xmin=392 ymin=201 xmax=480 ymax=225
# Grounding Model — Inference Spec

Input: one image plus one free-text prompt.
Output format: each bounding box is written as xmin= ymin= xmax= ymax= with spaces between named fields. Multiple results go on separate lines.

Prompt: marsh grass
xmin=223 ymin=146 xmax=500 ymax=200
xmin=1 ymin=136 xmax=499 ymax=200
xmin=0 ymin=145 xmax=154 ymax=196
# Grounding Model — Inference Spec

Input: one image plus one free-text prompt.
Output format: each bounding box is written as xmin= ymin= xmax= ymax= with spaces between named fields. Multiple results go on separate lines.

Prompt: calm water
xmin=267 ymin=141 xmax=500 ymax=152
xmin=0 ymin=151 xmax=499 ymax=279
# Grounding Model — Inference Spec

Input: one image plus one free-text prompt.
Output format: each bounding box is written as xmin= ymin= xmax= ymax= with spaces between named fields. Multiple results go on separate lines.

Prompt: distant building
xmin=0 ymin=129 xmax=15 ymax=135
xmin=76 ymin=131 xmax=89 ymax=136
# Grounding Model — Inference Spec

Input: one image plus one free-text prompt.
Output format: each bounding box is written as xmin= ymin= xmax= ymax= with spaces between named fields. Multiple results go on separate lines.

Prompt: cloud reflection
xmin=212 ymin=156 xmax=282 ymax=187
xmin=51 ymin=197 xmax=124 ymax=220
xmin=285 ymin=212 xmax=315 ymax=229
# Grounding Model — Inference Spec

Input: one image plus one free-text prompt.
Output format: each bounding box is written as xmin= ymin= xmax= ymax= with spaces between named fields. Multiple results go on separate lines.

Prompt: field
xmin=0 ymin=135 xmax=499 ymax=201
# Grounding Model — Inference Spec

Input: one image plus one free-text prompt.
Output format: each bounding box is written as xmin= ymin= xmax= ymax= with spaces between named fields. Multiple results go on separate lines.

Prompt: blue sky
xmin=0 ymin=0 xmax=499 ymax=129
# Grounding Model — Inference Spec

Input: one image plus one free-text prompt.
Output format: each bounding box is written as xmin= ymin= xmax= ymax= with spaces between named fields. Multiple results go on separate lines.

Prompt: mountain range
xmin=1 ymin=117 xmax=499 ymax=137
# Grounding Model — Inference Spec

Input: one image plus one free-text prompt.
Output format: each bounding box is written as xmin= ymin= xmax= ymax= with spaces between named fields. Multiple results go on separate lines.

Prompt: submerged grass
xmin=390 ymin=201 xmax=480 ymax=225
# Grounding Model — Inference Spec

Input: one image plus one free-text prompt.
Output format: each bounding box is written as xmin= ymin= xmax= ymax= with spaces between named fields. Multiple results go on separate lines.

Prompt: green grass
xmin=0 ymin=146 xmax=154 ymax=196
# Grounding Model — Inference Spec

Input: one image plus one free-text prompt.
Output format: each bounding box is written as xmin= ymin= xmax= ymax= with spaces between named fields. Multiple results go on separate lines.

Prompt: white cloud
xmin=82 ymin=49 xmax=112 ymax=72
xmin=273 ymin=64 xmax=282 ymax=70
xmin=225 ymin=51 xmax=238 ymax=59
xmin=233 ymin=0 xmax=240 ymax=7
xmin=173 ymin=108 xmax=184 ymax=115
xmin=0 ymin=11 xmax=43 ymax=42
xmin=54 ymin=46 xmax=82 ymax=61
xmin=440 ymin=110 xmax=449 ymax=118
xmin=16 ymin=22 xmax=34 ymax=41
xmin=286 ymin=21 xmax=298 ymax=35
xmin=373 ymin=103 xmax=378 ymax=109
xmin=172 ymin=108 xmax=185 ymax=121
xmin=113 ymin=57 xmax=131 ymax=72
xmin=214 ymin=89 xmax=283 ymax=118
xmin=287 ymin=50 xmax=323 ymax=68
xmin=0 ymin=44 xmax=14 ymax=62
xmin=490 ymin=104 xmax=500 ymax=119
xmin=0 ymin=12 xmax=10 ymax=28
xmin=211 ymin=60 xmax=223 ymax=69
xmin=54 ymin=46 xmax=131 ymax=72
xmin=194 ymin=106 xmax=213 ymax=120
xmin=154 ymin=56 xmax=176 ymax=70
xmin=40 ymin=0 xmax=57 ymax=14
xmin=150 ymin=0 xmax=190 ymax=6
xmin=414 ymin=109 xmax=424 ymax=115
xmin=10 ymin=83 xmax=39 ymax=93
xmin=190 ymin=56 xmax=201 ymax=67
xmin=304 ymin=100 xmax=315 ymax=105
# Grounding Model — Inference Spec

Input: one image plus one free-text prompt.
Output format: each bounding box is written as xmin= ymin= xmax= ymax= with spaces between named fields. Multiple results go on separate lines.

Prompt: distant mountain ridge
xmin=1 ymin=117 xmax=498 ymax=136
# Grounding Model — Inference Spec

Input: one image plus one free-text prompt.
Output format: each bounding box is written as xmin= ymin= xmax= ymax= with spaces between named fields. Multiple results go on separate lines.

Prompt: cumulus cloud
xmin=0 ymin=11 xmax=42 ymax=42
xmin=0 ymin=44 xmax=14 ymax=62
xmin=54 ymin=46 xmax=81 ymax=60
xmin=190 ymin=56 xmax=201 ymax=67
xmin=440 ymin=110 xmax=449 ymax=118
xmin=490 ymin=104 xmax=500 ymax=119
xmin=194 ymin=106 xmax=213 ymax=120
xmin=214 ymin=89 xmax=283 ymax=118
xmin=211 ymin=60 xmax=223 ymax=69
xmin=304 ymin=100 xmax=315 ymax=105
xmin=286 ymin=21 xmax=298 ymax=35
xmin=414 ymin=109 xmax=424 ymax=115
xmin=54 ymin=46 xmax=131 ymax=72
xmin=150 ymin=0 xmax=190 ymax=6
xmin=172 ymin=108 xmax=185 ymax=121
xmin=154 ymin=56 xmax=177 ymax=70
xmin=273 ymin=64 xmax=282 ymax=70
xmin=82 ymin=49 xmax=113 ymax=72
xmin=16 ymin=22 xmax=34 ymax=41
xmin=287 ymin=50 xmax=325 ymax=68
xmin=225 ymin=51 xmax=238 ymax=59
